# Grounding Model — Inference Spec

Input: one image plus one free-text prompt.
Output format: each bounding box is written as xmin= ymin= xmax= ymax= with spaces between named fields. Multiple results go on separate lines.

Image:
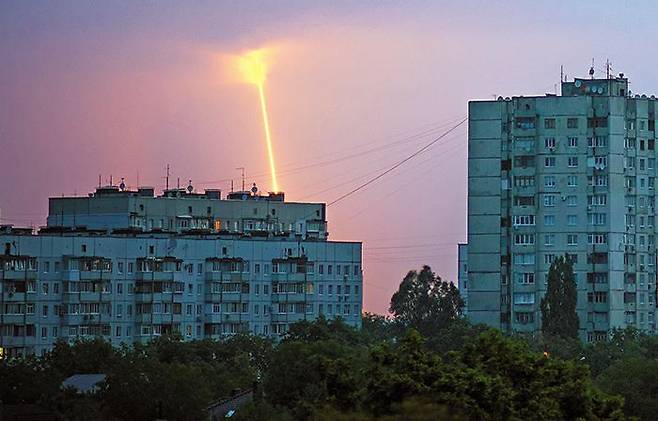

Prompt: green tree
xmin=389 ymin=265 xmax=463 ymax=336
xmin=540 ymin=256 xmax=579 ymax=339
xmin=596 ymin=357 xmax=658 ymax=421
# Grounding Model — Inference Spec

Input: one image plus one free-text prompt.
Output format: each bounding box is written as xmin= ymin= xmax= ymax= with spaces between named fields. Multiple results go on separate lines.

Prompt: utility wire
xmin=327 ymin=117 xmax=468 ymax=207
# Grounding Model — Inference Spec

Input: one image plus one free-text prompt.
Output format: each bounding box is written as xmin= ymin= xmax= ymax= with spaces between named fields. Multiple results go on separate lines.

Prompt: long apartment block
xmin=0 ymin=185 xmax=362 ymax=357
xmin=467 ymin=75 xmax=657 ymax=341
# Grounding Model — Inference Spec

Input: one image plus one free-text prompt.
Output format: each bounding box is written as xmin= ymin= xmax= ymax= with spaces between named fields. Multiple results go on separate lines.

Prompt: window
xmin=514 ymin=292 xmax=535 ymax=304
xmin=544 ymin=118 xmax=556 ymax=129
xmin=588 ymin=136 xmax=607 ymax=147
xmin=588 ymin=117 xmax=607 ymax=128
xmin=543 ymin=195 xmax=556 ymax=207
xmin=588 ymin=213 xmax=607 ymax=226
xmin=543 ymin=215 xmax=555 ymax=226
xmin=544 ymin=254 xmax=556 ymax=264
xmin=567 ymin=118 xmax=578 ymax=129
xmin=566 ymin=253 xmax=578 ymax=264
xmin=594 ymin=156 xmax=607 ymax=168
xmin=515 ymin=273 xmax=535 ymax=284
xmin=515 ymin=312 xmax=535 ymax=324
xmin=588 ymin=291 xmax=608 ymax=303
xmin=568 ymin=156 xmax=579 ymax=167
xmin=588 ymin=175 xmax=608 ymax=186
xmin=588 ymin=233 xmax=607 ymax=245
xmin=567 ymin=215 xmax=578 ymax=226
xmin=515 ymin=117 xmax=536 ymax=129
xmin=568 ymin=136 xmax=578 ymax=147
xmin=588 ymin=194 xmax=607 ymax=206
xmin=567 ymin=234 xmax=578 ymax=246
xmin=514 ymin=253 xmax=536 ymax=265
xmin=544 ymin=234 xmax=555 ymax=246
xmin=567 ymin=195 xmax=578 ymax=206
xmin=544 ymin=176 xmax=556 ymax=188
xmin=514 ymin=196 xmax=535 ymax=206
xmin=515 ymin=156 xmax=535 ymax=168
xmin=514 ymin=234 xmax=535 ymax=245
xmin=567 ymin=175 xmax=577 ymax=187
xmin=545 ymin=157 xmax=556 ymax=167
xmin=513 ymin=215 xmax=535 ymax=226
xmin=514 ymin=176 xmax=535 ymax=187
xmin=544 ymin=137 xmax=556 ymax=148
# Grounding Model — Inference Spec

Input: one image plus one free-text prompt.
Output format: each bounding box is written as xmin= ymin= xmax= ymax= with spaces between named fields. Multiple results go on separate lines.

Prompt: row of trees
xmin=1 ymin=262 xmax=656 ymax=420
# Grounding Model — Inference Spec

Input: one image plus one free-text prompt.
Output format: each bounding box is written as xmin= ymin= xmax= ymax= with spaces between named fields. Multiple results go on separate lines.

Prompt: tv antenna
xmin=236 ymin=167 xmax=246 ymax=192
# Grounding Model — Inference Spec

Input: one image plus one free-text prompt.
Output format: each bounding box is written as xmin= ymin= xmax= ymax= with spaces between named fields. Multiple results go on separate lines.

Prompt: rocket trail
xmin=257 ymin=82 xmax=279 ymax=192
xmin=235 ymin=48 xmax=280 ymax=192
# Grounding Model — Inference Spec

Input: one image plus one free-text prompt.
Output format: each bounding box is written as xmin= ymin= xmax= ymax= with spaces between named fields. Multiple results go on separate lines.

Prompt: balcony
xmin=135 ymin=271 xmax=177 ymax=282
xmin=0 ymin=269 xmax=38 ymax=281
xmin=204 ymin=291 xmax=245 ymax=303
xmin=1 ymin=314 xmax=36 ymax=324
xmin=271 ymin=293 xmax=309 ymax=303
xmin=0 ymin=335 xmax=37 ymax=347
xmin=1 ymin=291 xmax=37 ymax=302
xmin=205 ymin=272 xmax=243 ymax=282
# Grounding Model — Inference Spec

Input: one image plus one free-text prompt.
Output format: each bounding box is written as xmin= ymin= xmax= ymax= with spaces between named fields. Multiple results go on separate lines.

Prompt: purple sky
xmin=2 ymin=1 xmax=658 ymax=313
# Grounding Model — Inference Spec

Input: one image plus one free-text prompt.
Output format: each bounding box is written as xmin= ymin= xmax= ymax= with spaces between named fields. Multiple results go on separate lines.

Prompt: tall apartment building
xmin=468 ymin=75 xmax=657 ymax=341
xmin=457 ymin=243 xmax=468 ymax=315
xmin=0 ymin=184 xmax=362 ymax=357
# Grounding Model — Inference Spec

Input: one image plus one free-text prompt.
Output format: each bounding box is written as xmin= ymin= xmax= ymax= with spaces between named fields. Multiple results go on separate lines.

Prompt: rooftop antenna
xmin=589 ymin=58 xmax=595 ymax=79
xmin=560 ymin=65 xmax=564 ymax=83
xmin=236 ymin=167 xmax=246 ymax=191
xmin=606 ymin=59 xmax=612 ymax=79
xmin=177 ymin=177 xmax=180 ymax=189
xmin=119 ymin=177 xmax=126 ymax=191
xmin=110 ymin=174 xmax=113 ymax=186
xmin=98 ymin=174 xmax=102 ymax=188
xmin=187 ymin=179 xmax=194 ymax=193
xmin=230 ymin=179 xmax=234 ymax=193
xmin=165 ymin=164 xmax=170 ymax=190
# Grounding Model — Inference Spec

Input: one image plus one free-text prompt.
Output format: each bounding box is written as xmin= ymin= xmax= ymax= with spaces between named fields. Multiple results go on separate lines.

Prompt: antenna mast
xmin=236 ymin=167 xmax=246 ymax=191
xmin=165 ymin=164 xmax=170 ymax=190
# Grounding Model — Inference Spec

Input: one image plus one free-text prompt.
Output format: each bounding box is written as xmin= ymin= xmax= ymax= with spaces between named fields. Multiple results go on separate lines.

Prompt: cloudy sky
xmin=2 ymin=0 xmax=658 ymax=313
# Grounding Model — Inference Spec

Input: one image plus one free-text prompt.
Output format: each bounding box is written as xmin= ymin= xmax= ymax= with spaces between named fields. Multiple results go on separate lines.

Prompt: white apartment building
xmin=468 ymin=74 xmax=657 ymax=341
xmin=0 ymin=185 xmax=362 ymax=357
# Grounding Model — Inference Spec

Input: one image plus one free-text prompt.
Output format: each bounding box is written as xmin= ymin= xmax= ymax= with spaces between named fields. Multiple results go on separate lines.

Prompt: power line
xmin=327 ymin=117 xmax=468 ymax=207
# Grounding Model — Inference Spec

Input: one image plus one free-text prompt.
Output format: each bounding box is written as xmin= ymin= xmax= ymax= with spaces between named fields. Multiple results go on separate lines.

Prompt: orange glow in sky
xmin=236 ymin=49 xmax=279 ymax=192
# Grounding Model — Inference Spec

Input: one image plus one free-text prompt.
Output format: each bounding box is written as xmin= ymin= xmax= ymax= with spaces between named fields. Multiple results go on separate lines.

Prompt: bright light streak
xmin=236 ymin=49 xmax=279 ymax=192
xmin=257 ymin=82 xmax=279 ymax=192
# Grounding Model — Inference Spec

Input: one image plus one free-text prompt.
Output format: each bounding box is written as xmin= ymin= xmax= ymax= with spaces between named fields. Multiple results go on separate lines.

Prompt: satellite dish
xmin=597 ymin=86 xmax=604 ymax=94
xmin=574 ymin=80 xmax=582 ymax=88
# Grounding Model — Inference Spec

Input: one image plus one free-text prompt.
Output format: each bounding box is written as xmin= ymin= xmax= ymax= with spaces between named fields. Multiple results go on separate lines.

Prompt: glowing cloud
xmin=234 ymin=48 xmax=280 ymax=192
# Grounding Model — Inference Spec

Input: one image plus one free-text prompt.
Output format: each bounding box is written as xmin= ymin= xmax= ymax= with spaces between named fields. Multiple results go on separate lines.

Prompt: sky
xmin=2 ymin=0 xmax=658 ymax=314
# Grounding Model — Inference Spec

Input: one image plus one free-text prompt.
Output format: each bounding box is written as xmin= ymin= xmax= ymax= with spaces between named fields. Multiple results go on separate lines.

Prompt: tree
xmin=540 ymin=256 xmax=579 ymax=339
xmin=596 ymin=357 xmax=658 ymax=421
xmin=389 ymin=265 xmax=463 ymax=336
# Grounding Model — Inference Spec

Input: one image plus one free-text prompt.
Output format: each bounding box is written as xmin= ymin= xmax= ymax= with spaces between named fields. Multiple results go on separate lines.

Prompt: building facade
xmin=457 ymin=243 xmax=468 ymax=315
xmin=0 ymin=186 xmax=362 ymax=357
xmin=468 ymin=75 xmax=657 ymax=341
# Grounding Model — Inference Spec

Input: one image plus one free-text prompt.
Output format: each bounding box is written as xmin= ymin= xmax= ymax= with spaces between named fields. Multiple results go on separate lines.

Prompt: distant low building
xmin=61 ymin=373 xmax=107 ymax=394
